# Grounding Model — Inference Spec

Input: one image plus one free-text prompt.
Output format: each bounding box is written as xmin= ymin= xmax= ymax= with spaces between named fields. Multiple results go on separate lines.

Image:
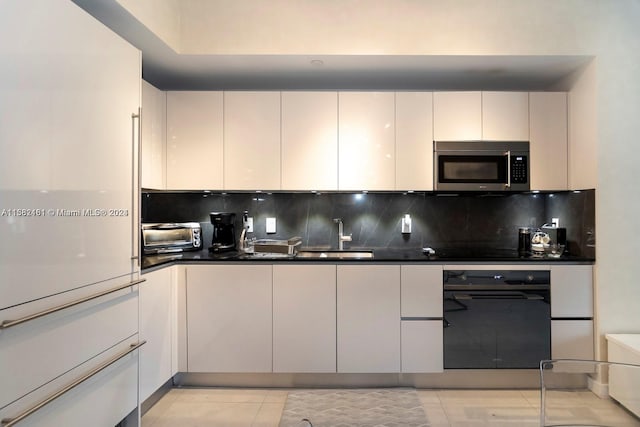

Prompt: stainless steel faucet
xmin=333 ymin=218 xmax=352 ymax=250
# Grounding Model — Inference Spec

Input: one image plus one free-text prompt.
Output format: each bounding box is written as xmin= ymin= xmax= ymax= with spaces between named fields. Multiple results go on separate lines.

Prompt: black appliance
xmin=209 ymin=212 xmax=236 ymax=252
xmin=434 ymin=140 xmax=529 ymax=191
xmin=443 ymin=269 xmax=550 ymax=369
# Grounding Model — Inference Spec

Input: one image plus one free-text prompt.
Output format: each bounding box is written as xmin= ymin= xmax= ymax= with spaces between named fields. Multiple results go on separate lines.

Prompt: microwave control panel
xmin=511 ymin=155 xmax=528 ymax=184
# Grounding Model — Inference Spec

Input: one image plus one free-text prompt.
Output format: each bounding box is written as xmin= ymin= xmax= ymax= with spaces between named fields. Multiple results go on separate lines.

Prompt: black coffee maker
xmin=209 ymin=212 xmax=236 ymax=252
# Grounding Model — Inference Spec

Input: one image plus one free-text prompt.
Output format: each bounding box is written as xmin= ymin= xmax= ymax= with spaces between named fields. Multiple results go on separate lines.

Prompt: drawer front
xmin=0 ymin=278 xmax=139 ymax=409
xmin=0 ymin=336 xmax=140 ymax=427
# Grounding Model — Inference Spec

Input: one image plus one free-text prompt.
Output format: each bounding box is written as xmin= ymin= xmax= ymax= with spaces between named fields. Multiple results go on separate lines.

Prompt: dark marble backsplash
xmin=142 ymin=189 xmax=595 ymax=257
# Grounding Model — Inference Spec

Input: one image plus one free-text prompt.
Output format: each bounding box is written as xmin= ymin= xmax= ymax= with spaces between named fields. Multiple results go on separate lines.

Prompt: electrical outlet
xmin=401 ymin=214 xmax=412 ymax=234
xmin=552 ymin=217 xmax=560 ymax=228
xmin=266 ymin=217 xmax=276 ymax=234
xmin=246 ymin=217 xmax=254 ymax=232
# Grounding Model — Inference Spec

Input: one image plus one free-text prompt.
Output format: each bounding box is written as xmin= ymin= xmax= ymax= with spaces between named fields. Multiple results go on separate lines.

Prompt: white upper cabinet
xmin=482 ymin=91 xmax=529 ymax=141
xmin=338 ymin=92 xmax=396 ymax=190
xmin=282 ymin=92 xmax=338 ymax=191
xmin=141 ymin=80 xmax=166 ymax=189
xmin=529 ymin=92 xmax=568 ymax=190
xmin=224 ymin=92 xmax=281 ymax=190
xmin=395 ymin=92 xmax=434 ymax=190
xmin=166 ymin=91 xmax=223 ymax=190
xmin=433 ymin=92 xmax=482 ymax=141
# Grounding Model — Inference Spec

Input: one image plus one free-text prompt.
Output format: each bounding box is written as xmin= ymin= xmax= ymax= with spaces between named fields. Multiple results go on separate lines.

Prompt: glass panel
xmin=439 ymin=155 xmax=507 ymax=183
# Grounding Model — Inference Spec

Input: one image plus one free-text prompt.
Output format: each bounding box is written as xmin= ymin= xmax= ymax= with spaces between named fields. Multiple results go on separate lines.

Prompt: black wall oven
xmin=443 ymin=269 xmax=550 ymax=369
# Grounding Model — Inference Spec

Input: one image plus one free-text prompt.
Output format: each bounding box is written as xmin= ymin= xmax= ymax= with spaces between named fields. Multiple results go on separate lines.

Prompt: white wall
xmin=122 ymin=0 xmax=640 ymax=359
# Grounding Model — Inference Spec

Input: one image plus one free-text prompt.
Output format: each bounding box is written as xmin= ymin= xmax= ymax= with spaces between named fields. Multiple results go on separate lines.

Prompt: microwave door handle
xmin=505 ymin=150 xmax=511 ymax=189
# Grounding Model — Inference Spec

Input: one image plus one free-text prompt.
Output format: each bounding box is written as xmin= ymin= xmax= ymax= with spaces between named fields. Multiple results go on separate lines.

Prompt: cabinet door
xmin=551 ymin=320 xmax=594 ymax=360
xmin=0 ymin=337 xmax=139 ymax=427
xmin=551 ymin=265 xmax=593 ymax=318
xmin=337 ymin=265 xmax=400 ymax=372
xmin=0 ymin=277 xmax=138 ymax=410
xmin=282 ymin=92 xmax=338 ymax=190
xmin=0 ymin=0 xmax=140 ymax=308
xmin=433 ymin=92 xmax=482 ymax=141
xmin=224 ymin=92 xmax=281 ymax=190
xmin=401 ymin=320 xmax=443 ymax=373
xmin=166 ymin=91 xmax=223 ymax=190
xmin=186 ymin=265 xmax=272 ymax=372
xmin=338 ymin=92 xmax=395 ymax=190
xmin=529 ymin=92 xmax=568 ymax=190
xmin=273 ymin=264 xmax=336 ymax=373
xmin=139 ymin=267 xmax=174 ymax=402
xmin=401 ymin=265 xmax=443 ymax=318
xmin=395 ymin=92 xmax=433 ymax=190
xmin=482 ymin=92 xmax=529 ymax=140
xmin=141 ymin=80 xmax=166 ymax=189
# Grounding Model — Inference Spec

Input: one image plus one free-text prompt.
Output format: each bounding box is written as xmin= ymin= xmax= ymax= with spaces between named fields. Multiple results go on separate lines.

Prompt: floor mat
xmin=278 ymin=388 xmax=429 ymax=427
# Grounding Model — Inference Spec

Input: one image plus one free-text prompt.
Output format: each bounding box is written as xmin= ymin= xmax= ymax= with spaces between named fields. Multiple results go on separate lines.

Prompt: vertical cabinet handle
xmin=131 ymin=109 xmax=141 ymax=266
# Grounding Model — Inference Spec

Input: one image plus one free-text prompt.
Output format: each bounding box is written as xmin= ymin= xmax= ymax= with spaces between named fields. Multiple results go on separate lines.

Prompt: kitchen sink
xmin=295 ymin=250 xmax=374 ymax=259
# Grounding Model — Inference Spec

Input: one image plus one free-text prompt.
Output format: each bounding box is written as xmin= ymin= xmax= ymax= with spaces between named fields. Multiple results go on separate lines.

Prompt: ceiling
xmin=72 ymin=0 xmax=592 ymax=91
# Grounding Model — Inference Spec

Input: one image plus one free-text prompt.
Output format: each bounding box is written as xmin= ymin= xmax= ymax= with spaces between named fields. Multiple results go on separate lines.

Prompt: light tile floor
xmin=142 ymin=387 xmax=640 ymax=427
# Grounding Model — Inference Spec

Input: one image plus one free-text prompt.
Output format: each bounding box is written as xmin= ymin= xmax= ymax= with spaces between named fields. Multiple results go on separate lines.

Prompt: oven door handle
xmin=453 ymin=293 xmax=544 ymax=301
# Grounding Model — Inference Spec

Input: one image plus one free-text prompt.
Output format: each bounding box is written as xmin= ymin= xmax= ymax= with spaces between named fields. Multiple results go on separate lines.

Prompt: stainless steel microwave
xmin=434 ymin=140 xmax=530 ymax=191
xmin=141 ymin=222 xmax=202 ymax=254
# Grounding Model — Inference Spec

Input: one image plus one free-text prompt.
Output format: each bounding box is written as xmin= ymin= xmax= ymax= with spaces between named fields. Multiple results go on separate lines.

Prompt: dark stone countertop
xmin=141 ymin=247 xmax=595 ymax=271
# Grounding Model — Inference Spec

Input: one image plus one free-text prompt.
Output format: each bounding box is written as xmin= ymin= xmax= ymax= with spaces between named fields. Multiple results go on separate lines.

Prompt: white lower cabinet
xmin=140 ymin=266 xmax=175 ymax=402
xmin=186 ymin=265 xmax=272 ymax=372
xmin=401 ymin=321 xmax=443 ymax=373
xmin=337 ymin=265 xmax=400 ymax=373
xmin=400 ymin=265 xmax=443 ymax=373
xmin=0 ymin=278 xmax=139 ymax=425
xmin=0 ymin=278 xmax=139 ymax=411
xmin=550 ymin=265 xmax=594 ymax=360
xmin=551 ymin=320 xmax=594 ymax=360
xmin=273 ymin=265 xmax=337 ymax=373
xmin=0 ymin=338 xmax=139 ymax=427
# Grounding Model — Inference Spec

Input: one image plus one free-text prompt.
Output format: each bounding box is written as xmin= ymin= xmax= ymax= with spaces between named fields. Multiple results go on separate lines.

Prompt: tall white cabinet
xmin=0 ymin=0 xmax=141 ymax=425
xmin=166 ymin=91 xmax=223 ymax=190
xmin=338 ymin=92 xmax=396 ymax=190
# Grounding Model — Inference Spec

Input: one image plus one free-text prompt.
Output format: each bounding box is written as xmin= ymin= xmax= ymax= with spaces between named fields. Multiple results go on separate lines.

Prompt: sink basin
xmin=296 ymin=250 xmax=374 ymax=259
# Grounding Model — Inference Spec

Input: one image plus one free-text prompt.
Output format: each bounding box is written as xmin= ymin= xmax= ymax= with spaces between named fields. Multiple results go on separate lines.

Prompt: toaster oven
xmin=141 ymin=222 xmax=202 ymax=254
